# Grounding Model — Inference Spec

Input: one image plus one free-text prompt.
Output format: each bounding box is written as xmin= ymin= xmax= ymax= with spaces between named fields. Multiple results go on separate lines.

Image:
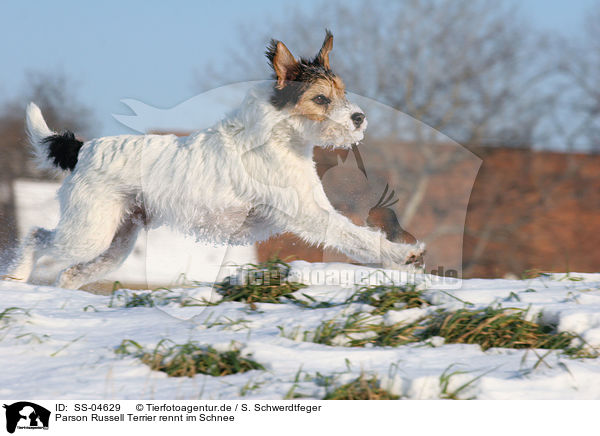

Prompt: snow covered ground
xmin=1 ymin=263 xmax=600 ymax=400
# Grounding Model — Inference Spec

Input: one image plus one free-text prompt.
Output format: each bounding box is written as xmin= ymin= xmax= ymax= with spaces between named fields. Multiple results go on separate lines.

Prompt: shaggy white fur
xmin=6 ymin=79 xmax=424 ymax=289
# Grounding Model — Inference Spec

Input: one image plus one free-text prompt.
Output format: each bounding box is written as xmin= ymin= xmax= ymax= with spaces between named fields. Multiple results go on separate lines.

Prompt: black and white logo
xmin=3 ymin=402 xmax=50 ymax=434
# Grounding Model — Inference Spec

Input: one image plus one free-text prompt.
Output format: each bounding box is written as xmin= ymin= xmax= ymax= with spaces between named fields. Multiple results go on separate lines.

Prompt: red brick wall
xmin=259 ymin=146 xmax=600 ymax=278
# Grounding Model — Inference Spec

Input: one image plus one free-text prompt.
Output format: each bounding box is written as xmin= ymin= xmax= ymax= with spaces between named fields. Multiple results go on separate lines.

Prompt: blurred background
xmin=1 ymin=0 xmax=598 ymax=285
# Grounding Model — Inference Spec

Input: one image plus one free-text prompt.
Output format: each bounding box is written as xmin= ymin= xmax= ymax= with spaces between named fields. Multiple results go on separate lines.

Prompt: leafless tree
xmin=196 ymin=0 xmax=556 ymax=149
xmin=554 ymin=3 xmax=600 ymax=153
xmin=460 ymin=2 xmax=600 ymax=276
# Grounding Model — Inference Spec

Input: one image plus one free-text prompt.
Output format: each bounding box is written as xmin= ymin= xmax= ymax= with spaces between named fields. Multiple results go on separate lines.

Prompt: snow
xmin=1 ymin=266 xmax=600 ymax=400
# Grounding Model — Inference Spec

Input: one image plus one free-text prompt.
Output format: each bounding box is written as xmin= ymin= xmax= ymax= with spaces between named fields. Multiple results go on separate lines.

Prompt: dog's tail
xmin=26 ymin=102 xmax=83 ymax=172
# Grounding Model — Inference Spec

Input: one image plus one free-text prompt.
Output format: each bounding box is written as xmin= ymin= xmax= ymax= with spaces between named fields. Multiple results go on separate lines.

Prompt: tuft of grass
xmin=299 ymin=313 xmax=425 ymax=348
xmin=323 ymin=374 xmax=399 ymax=400
xmin=346 ymin=283 xmax=429 ymax=314
xmin=292 ymin=305 xmax=596 ymax=357
xmin=214 ymin=258 xmax=306 ymax=306
xmin=122 ymin=292 xmax=156 ymax=308
xmin=116 ymin=339 xmax=264 ymax=377
xmin=421 ymin=307 xmax=580 ymax=352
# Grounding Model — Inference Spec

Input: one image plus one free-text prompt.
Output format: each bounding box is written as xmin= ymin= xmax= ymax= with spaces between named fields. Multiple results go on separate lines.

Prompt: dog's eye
xmin=312 ymin=94 xmax=330 ymax=105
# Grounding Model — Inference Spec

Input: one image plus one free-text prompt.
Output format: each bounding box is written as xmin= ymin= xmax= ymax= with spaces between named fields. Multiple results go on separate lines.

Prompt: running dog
xmin=6 ymin=31 xmax=424 ymax=289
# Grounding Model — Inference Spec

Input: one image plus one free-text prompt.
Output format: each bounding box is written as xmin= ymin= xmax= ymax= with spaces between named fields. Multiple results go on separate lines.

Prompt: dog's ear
xmin=266 ymin=40 xmax=298 ymax=89
xmin=316 ymin=30 xmax=333 ymax=69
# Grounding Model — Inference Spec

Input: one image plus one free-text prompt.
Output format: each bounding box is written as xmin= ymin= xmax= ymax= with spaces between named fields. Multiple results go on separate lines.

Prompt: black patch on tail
xmin=42 ymin=131 xmax=83 ymax=170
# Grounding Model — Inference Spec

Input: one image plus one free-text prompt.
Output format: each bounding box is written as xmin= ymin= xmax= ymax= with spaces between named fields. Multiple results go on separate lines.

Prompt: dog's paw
xmin=405 ymin=245 xmax=426 ymax=268
xmin=382 ymin=241 xmax=426 ymax=269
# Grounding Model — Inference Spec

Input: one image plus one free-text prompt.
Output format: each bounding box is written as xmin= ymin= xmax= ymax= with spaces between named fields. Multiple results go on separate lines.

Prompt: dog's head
xmin=266 ymin=30 xmax=367 ymax=149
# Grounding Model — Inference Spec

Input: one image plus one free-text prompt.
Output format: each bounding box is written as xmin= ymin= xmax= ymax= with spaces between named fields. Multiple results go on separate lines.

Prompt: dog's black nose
xmin=351 ymin=112 xmax=365 ymax=128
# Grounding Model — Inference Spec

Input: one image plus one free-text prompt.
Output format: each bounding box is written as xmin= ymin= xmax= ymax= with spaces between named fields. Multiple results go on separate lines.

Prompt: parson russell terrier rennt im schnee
xmin=6 ymin=31 xmax=425 ymax=289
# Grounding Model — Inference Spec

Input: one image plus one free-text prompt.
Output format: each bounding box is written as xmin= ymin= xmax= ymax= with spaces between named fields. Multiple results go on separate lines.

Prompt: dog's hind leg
xmin=56 ymin=216 xmax=142 ymax=289
xmin=40 ymin=182 xmax=138 ymax=288
xmin=4 ymin=227 xmax=53 ymax=282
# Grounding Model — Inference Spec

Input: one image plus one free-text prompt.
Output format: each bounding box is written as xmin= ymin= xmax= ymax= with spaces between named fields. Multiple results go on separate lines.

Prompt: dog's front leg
xmin=283 ymin=206 xmax=424 ymax=267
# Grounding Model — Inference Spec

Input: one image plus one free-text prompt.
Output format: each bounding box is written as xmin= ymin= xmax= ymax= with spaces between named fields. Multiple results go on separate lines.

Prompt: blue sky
xmin=518 ymin=0 xmax=596 ymax=33
xmin=1 ymin=0 xmax=596 ymax=136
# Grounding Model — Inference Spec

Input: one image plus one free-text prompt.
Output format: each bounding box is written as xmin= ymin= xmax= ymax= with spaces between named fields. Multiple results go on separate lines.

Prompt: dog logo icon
xmin=3 ymin=402 xmax=50 ymax=433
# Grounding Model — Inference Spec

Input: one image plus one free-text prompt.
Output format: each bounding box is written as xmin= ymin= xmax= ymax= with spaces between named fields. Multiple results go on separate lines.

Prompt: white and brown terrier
xmin=6 ymin=31 xmax=425 ymax=289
